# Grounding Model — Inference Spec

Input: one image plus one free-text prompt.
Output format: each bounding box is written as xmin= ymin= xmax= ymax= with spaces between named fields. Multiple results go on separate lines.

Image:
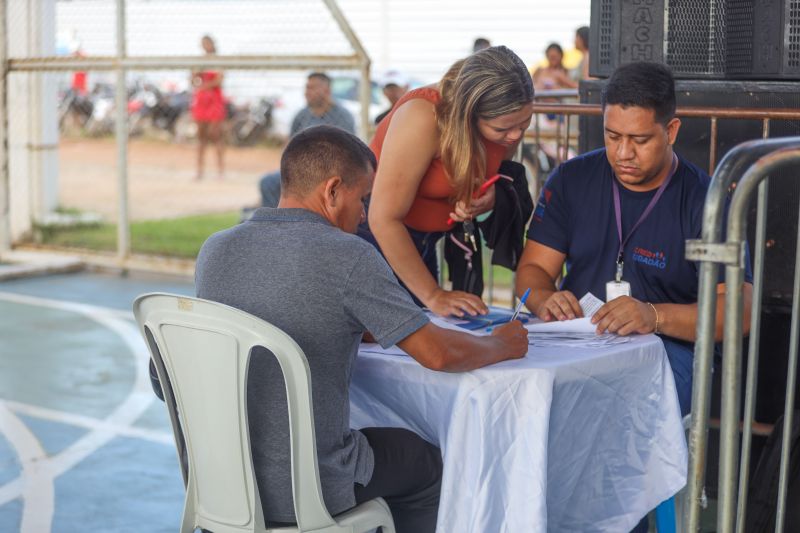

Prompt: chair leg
xmin=655 ymin=496 xmax=677 ymax=533
xmin=181 ymin=487 xmax=197 ymax=533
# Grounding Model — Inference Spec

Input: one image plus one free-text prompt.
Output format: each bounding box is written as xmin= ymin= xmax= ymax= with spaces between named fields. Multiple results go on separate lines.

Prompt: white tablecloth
xmin=350 ymin=334 xmax=687 ymax=532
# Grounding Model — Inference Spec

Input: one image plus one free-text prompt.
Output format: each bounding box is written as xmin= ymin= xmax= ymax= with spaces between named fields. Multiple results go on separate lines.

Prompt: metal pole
xmin=533 ymin=113 xmax=542 ymax=189
xmin=734 ymin=120 xmax=770 ymax=533
xmin=322 ymin=0 xmax=370 ymax=139
xmin=776 ymin=197 xmax=800 ymax=533
xmin=717 ymin=237 xmax=746 ymax=533
xmin=716 ymin=146 xmax=800 ymax=532
xmin=359 ymin=61 xmax=370 ymax=140
xmin=684 ymin=138 xmax=800 ymax=533
xmin=564 ymin=109 xmax=571 ymax=162
xmin=115 ymin=0 xmax=129 ymax=262
xmin=555 ymin=115 xmax=563 ymax=166
xmin=709 ymin=117 xmax=718 ymax=174
xmin=8 ymin=55 xmax=364 ymax=71
xmin=686 ymin=236 xmax=722 ymax=533
xmin=0 ymin=0 xmax=9 ymax=256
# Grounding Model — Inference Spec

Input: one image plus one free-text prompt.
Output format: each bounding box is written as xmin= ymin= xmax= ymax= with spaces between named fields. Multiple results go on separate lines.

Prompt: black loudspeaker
xmin=726 ymin=0 xmax=800 ymax=80
xmin=579 ymin=79 xmax=800 ymax=307
xmin=590 ymin=0 xmax=725 ymax=79
xmin=590 ymin=0 xmax=800 ymax=80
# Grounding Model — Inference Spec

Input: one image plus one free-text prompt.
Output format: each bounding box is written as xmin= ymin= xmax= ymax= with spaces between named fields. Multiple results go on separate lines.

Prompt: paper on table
xmin=526 ymin=316 xmax=596 ymax=333
xmin=579 ymin=292 xmax=604 ymax=317
xmin=529 ymin=332 xmax=630 ymax=348
xmin=525 ymin=292 xmax=604 ymax=334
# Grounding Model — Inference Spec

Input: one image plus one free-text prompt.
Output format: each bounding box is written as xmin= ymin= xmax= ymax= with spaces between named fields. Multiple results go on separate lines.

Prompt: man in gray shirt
xmin=258 ymin=72 xmax=356 ymax=207
xmin=196 ymin=125 xmax=528 ymax=532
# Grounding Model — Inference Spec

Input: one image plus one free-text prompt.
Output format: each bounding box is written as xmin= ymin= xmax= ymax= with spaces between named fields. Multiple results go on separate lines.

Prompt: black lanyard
xmin=612 ymin=154 xmax=678 ymax=282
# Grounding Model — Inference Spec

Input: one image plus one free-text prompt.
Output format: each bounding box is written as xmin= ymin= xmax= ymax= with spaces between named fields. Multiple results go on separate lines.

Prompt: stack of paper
xmin=526 ymin=292 xmax=629 ymax=348
xmin=528 ymin=332 xmax=630 ymax=348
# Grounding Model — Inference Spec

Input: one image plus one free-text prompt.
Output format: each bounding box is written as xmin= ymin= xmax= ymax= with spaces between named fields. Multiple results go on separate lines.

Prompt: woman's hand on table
xmin=426 ymin=287 xmax=488 ymax=318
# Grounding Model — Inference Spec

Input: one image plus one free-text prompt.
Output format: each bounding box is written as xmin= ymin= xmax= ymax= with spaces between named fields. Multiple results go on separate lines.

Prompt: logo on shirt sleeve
xmin=532 ymin=188 xmax=553 ymax=222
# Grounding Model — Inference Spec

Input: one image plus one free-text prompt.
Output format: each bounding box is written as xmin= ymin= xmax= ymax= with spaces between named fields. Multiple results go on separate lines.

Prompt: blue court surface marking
xmin=0 ymin=271 xmax=193 ymax=532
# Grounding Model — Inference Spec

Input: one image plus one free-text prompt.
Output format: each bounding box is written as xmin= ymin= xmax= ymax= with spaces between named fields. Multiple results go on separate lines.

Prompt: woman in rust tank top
xmin=367 ymin=46 xmax=534 ymax=317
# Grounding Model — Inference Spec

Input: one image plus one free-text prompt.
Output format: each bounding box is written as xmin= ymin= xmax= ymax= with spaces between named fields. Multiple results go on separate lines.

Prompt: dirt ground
xmin=58 ymin=137 xmax=282 ymax=221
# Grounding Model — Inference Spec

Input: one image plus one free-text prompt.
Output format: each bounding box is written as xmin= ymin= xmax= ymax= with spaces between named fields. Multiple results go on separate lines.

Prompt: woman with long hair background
xmin=367 ymin=46 xmax=534 ymax=317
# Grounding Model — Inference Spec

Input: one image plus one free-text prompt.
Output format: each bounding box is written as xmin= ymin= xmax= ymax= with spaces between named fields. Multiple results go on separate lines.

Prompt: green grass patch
xmin=39 ymin=211 xmax=240 ymax=258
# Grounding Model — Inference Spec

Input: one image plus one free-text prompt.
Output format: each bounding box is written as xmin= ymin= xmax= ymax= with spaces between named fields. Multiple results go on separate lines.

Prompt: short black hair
xmin=307 ymin=72 xmax=331 ymax=85
xmin=280 ymin=125 xmax=376 ymax=197
xmin=576 ymin=26 xmax=590 ymax=49
xmin=601 ymin=61 xmax=676 ymax=124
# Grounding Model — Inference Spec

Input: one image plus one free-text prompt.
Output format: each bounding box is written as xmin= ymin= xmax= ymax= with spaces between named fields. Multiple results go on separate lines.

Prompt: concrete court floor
xmin=0 ymin=269 xmax=722 ymax=533
xmin=0 ymin=270 xmax=195 ymax=533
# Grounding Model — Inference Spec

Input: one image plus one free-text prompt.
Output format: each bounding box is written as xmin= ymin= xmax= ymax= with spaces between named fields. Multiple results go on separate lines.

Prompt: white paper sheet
xmin=525 ymin=316 xmax=597 ymax=333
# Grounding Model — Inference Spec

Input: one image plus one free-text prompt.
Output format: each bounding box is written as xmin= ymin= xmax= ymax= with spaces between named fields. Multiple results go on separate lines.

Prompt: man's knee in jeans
xmin=662 ymin=337 xmax=694 ymax=417
xmin=356 ymin=427 xmax=442 ymax=533
xmin=259 ymin=171 xmax=282 ymax=207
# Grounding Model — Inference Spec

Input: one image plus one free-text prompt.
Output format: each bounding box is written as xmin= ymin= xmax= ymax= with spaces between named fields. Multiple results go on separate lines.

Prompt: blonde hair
xmin=437 ymin=46 xmax=533 ymax=203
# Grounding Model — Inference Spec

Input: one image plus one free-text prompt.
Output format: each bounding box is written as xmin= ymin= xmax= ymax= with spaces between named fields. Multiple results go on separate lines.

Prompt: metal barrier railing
xmin=684 ymin=138 xmax=800 ymax=533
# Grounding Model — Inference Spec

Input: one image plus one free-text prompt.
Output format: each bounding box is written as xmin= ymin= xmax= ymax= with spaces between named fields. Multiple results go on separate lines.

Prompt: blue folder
xmin=454 ymin=308 xmax=529 ymax=331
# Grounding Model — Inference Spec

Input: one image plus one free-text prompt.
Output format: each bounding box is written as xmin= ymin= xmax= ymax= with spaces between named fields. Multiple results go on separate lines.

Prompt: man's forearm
xmin=516 ymin=263 xmax=558 ymax=316
xmin=431 ymin=329 xmax=522 ymax=372
xmin=652 ymin=302 xmax=699 ymax=342
xmin=653 ymin=283 xmax=752 ymax=342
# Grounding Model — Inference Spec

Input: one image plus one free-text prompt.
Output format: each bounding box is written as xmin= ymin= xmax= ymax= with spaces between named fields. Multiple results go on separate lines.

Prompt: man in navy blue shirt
xmin=516 ymin=62 xmax=753 ymax=418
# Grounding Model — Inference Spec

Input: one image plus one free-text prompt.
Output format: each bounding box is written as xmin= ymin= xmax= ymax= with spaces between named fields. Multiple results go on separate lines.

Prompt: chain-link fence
xmin=0 ymin=0 xmax=371 ymax=264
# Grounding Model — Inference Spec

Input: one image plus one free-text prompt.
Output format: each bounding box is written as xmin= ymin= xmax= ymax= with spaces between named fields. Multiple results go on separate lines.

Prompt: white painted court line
xmin=4 ymin=400 xmax=172 ymax=445
xmin=0 ymin=291 xmax=134 ymax=321
xmin=0 ymin=291 xmax=164 ymax=531
xmin=0 ymin=402 xmax=54 ymax=532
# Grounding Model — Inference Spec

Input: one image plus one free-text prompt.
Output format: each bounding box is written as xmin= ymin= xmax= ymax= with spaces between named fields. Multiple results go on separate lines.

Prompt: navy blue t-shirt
xmin=527 ymin=148 xmax=752 ymax=305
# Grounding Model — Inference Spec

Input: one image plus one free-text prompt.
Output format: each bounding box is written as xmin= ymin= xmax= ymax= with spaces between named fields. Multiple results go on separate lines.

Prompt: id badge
xmin=606 ymin=280 xmax=631 ymax=302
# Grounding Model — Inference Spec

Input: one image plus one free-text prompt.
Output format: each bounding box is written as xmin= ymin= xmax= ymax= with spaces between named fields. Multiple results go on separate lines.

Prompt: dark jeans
xmin=662 ymin=336 xmax=694 ymax=418
xmin=267 ymin=427 xmax=441 ymax=533
xmin=355 ymin=427 xmax=442 ymax=533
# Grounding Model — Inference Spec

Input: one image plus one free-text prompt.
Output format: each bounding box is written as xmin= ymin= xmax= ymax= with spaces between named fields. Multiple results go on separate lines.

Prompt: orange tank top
xmin=370 ymin=87 xmax=507 ymax=232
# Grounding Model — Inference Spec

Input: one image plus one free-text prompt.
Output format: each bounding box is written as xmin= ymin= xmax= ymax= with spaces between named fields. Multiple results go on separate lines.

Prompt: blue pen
xmin=510 ymin=288 xmax=531 ymax=322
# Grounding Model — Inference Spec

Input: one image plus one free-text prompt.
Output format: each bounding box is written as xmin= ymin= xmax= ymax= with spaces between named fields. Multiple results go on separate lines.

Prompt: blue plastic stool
xmin=655 ymin=496 xmax=677 ymax=533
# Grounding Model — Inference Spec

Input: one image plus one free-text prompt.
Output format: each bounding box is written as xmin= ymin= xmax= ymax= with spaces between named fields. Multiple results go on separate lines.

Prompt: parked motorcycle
xmin=227 ymin=97 xmax=275 ymax=146
xmin=83 ymin=83 xmax=116 ymax=137
xmin=128 ymin=81 xmax=191 ymax=139
xmin=58 ymin=89 xmax=94 ymax=132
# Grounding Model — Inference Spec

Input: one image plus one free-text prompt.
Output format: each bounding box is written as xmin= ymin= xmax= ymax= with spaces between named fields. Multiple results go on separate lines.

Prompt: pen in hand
xmin=510 ymin=288 xmax=531 ymax=322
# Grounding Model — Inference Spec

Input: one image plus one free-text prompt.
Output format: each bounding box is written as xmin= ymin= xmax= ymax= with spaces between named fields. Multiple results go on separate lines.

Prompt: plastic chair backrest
xmin=133 ymin=292 xmax=336 ymax=532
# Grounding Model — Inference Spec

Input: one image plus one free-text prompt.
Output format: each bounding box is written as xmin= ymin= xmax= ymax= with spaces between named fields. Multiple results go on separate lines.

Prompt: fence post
xmin=323 ymin=0 xmax=371 ymax=139
xmin=115 ymin=0 xmax=130 ymax=262
xmin=0 ymin=0 xmax=9 ymax=256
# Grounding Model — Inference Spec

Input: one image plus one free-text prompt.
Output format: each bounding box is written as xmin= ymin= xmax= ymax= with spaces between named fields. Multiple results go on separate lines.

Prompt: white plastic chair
xmin=133 ymin=292 xmax=395 ymax=533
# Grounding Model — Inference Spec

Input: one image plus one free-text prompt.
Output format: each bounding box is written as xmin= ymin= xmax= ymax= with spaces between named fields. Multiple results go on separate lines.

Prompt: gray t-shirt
xmin=290 ymin=101 xmax=355 ymax=137
xmin=195 ymin=208 xmax=428 ymax=522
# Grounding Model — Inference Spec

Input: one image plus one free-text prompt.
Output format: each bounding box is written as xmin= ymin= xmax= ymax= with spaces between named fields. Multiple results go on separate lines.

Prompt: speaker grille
xmin=598 ymin=0 xmax=613 ymax=68
xmin=789 ymin=1 xmax=800 ymax=68
xmin=726 ymin=0 xmax=754 ymax=74
xmin=666 ymin=0 xmax=726 ymax=75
